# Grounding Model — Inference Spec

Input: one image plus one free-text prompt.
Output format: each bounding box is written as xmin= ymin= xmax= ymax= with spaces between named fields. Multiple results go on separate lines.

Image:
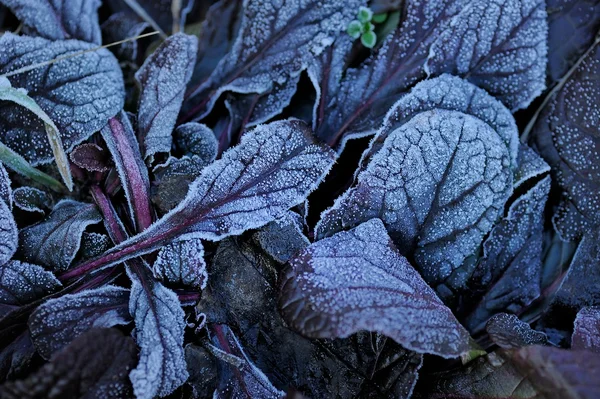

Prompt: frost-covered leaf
xmin=19 ymin=200 xmax=101 ymax=271
xmin=0 ymin=260 xmax=61 ymax=316
xmin=0 ymin=328 xmax=137 ymax=399
xmin=185 ymin=344 xmax=218 ymax=398
xmin=0 ymin=193 xmax=17 ymax=266
xmin=532 ymin=41 xmax=600 ymax=240
xmin=116 ymin=0 xmax=194 ymax=35
xmin=313 ymin=0 xmax=464 ymax=148
xmin=102 ymin=11 xmax=149 ymax=61
xmin=209 ymin=325 xmax=285 ymax=399
xmin=151 ymin=156 xmax=204 ymax=214
xmin=185 ymin=0 xmax=361 ymax=120
xmin=173 ymin=122 xmax=218 ymax=167
xmin=252 ymin=212 xmax=309 ymax=264
xmin=550 ymin=228 xmax=600 ymax=310
xmin=80 ymin=232 xmax=111 ymax=259
xmin=514 ymin=144 xmax=551 ymax=188
xmin=153 ymin=237 xmax=207 ymax=289
xmin=28 ymin=285 xmax=131 ymax=359
xmin=0 ymin=332 xmax=36 ymax=383
xmin=127 ymin=266 xmax=188 ymax=399
xmin=83 ymin=120 xmax=335 ymax=272
xmin=463 ymin=176 xmax=550 ymax=331
xmin=0 ymin=33 xmax=124 ymax=165
xmin=0 ymin=162 xmax=12 ymax=209
xmin=0 ymin=0 xmax=102 ymax=43
xmin=486 ymin=313 xmax=548 ymax=349
xmin=572 ymin=306 xmax=600 ymax=352
xmin=101 ymin=113 xmax=153 ymax=232
xmin=361 ymin=74 xmax=520 ymax=170
xmin=280 ymin=219 xmax=471 ymax=358
xmin=135 ymin=33 xmax=198 ymax=159
xmin=12 ymin=187 xmax=51 ymax=214
xmin=317 ymin=110 xmax=512 ymax=293
xmin=425 ymin=0 xmax=548 ymax=111
xmin=69 ymin=143 xmax=109 ymax=173
xmin=546 ymin=0 xmax=600 ymax=86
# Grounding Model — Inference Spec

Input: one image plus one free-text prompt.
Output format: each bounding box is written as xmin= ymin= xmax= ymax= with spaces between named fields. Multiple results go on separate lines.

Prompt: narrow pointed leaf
xmin=425 ymin=0 xmax=548 ymax=111
xmin=486 ymin=313 xmax=548 ymax=349
xmin=280 ymin=219 xmax=471 ymax=358
xmin=19 ymin=200 xmax=102 ymax=271
xmin=0 ymin=33 xmax=124 ymax=165
xmin=0 ymin=0 xmax=102 ymax=43
xmin=127 ymin=266 xmax=188 ymax=399
xmin=317 ymin=109 xmax=512 ymax=293
xmin=153 ymin=237 xmax=207 ymax=289
xmin=28 ymin=285 xmax=131 ymax=359
xmin=572 ymin=306 xmax=600 ymax=352
xmin=135 ymin=33 xmax=198 ymax=159
xmin=0 ymin=196 xmax=17 ymax=266
xmin=101 ymin=112 xmax=153 ymax=232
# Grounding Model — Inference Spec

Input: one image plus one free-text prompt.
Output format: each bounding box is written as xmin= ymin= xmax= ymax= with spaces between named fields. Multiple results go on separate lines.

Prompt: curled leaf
xmin=12 ymin=187 xmax=51 ymax=214
xmin=486 ymin=313 xmax=548 ymax=349
xmin=173 ymin=122 xmax=218 ymax=167
xmin=280 ymin=219 xmax=471 ymax=358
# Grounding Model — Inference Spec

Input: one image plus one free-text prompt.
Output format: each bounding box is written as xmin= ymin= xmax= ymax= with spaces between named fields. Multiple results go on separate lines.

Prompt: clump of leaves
xmin=0 ymin=0 xmax=598 ymax=398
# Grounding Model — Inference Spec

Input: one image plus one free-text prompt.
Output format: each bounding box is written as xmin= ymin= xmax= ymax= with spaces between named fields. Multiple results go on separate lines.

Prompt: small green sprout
xmin=346 ymin=7 xmax=385 ymax=49
xmin=357 ymin=6 xmax=373 ymax=23
xmin=346 ymin=20 xmax=363 ymax=39
xmin=372 ymin=12 xmax=388 ymax=23
xmin=360 ymin=31 xmax=377 ymax=48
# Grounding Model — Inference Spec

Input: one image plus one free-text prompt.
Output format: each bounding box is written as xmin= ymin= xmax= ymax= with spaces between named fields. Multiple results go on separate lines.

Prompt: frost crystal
xmin=28 ymin=285 xmax=130 ymax=359
xmin=0 ymin=162 xmax=12 ymax=209
xmin=173 ymin=122 xmax=218 ymax=167
xmin=0 ymin=260 xmax=61 ymax=313
xmin=572 ymin=306 xmax=600 ymax=352
xmin=318 ymin=109 xmax=512 ymax=290
xmin=0 ymin=195 xmax=18 ymax=266
xmin=426 ymin=0 xmax=548 ymax=111
xmin=19 ymin=200 xmax=102 ymax=271
xmin=485 ymin=313 xmax=548 ymax=349
xmin=281 ymin=219 xmax=471 ymax=357
xmin=0 ymin=33 xmax=124 ymax=165
xmin=153 ymin=237 xmax=208 ymax=289
xmin=12 ymin=186 xmax=51 ymax=214
xmin=135 ymin=33 xmax=198 ymax=159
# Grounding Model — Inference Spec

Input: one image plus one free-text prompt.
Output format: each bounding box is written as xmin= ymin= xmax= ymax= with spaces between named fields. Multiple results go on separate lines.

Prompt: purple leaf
xmin=0 ymin=0 xmax=102 ymax=44
xmin=151 ymin=156 xmax=204 ymax=214
xmin=173 ymin=122 xmax=218 ymax=166
xmin=65 ymin=119 xmax=335 ymax=278
xmin=514 ymin=144 xmax=551 ymax=188
xmin=101 ymin=112 xmax=153 ymax=232
xmin=532 ymin=41 xmax=600 ymax=240
xmin=252 ymin=212 xmax=309 ymax=264
xmin=0 ymin=260 xmax=61 ymax=317
xmin=546 ymin=0 xmax=600 ymax=86
xmin=209 ymin=325 xmax=285 ymax=399
xmin=153 ymin=237 xmax=207 ymax=289
xmin=80 ymin=232 xmax=111 ymax=259
xmin=127 ymin=266 xmax=188 ymax=399
xmin=486 ymin=313 xmax=548 ymax=349
xmin=19 ymin=200 xmax=102 ymax=272
xmin=12 ymin=187 xmax=51 ymax=214
xmin=313 ymin=0 xmax=464 ymax=148
xmin=317 ymin=108 xmax=513 ymax=294
xmin=0 ymin=328 xmax=137 ymax=399
xmin=280 ymin=219 xmax=471 ymax=358
xmin=425 ymin=0 xmax=548 ymax=111
xmin=0 ymin=194 xmax=17 ymax=266
xmin=0 ymin=33 xmax=124 ymax=166
xmin=0 ymin=162 xmax=12 ymax=209
xmin=135 ymin=33 xmax=198 ymax=159
xmin=28 ymin=285 xmax=131 ymax=359
xmin=69 ymin=143 xmax=109 ymax=173
xmin=0 ymin=332 xmax=36 ymax=383
xmin=572 ymin=306 xmax=600 ymax=352
xmin=101 ymin=11 xmax=149 ymax=61
xmin=463 ymin=175 xmax=550 ymax=332
xmin=112 ymin=0 xmax=194 ymax=35
xmin=184 ymin=0 xmax=362 ymax=120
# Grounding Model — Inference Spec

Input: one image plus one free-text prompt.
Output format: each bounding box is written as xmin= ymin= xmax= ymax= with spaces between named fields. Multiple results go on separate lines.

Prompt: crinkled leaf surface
xmin=153 ymin=237 xmax=207 ymax=289
xmin=313 ymin=0 xmax=465 ymax=148
xmin=317 ymin=109 xmax=512 ymax=293
xmin=280 ymin=219 xmax=471 ymax=358
xmin=19 ymin=199 xmax=101 ymax=272
xmin=0 ymin=33 xmax=124 ymax=165
xmin=361 ymin=74 xmax=520 ymax=170
xmin=127 ymin=266 xmax=188 ymax=399
xmin=0 ymin=195 xmax=17 ymax=266
xmin=209 ymin=325 xmax=285 ymax=399
xmin=486 ymin=313 xmax=548 ymax=349
xmin=572 ymin=306 xmax=600 ymax=352
xmin=12 ymin=187 xmax=51 ymax=214
xmin=28 ymin=285 xmax=131 ymax=359
xmin=83 ymin=120 xmax=335 ymax=272
xmin=80 ymin=232 xmax=111 ymax=259
xmin=532 ymin=41 xmax=600 ymax=240
xmin=463 ymin=176 xmax=550 ymax=331
xmin=185 ymin=0 xmax=361 ymax=120
xmin=252 ymin=211 xmax=309 ymax=264
xmin=546 ymin=0 xmax=600 ymax=86
xmin=173 ymin=122 xmax=217 ymax=167
xmin=0 ymin=162 xmax=11 ymax=209
xmin=0 ymin=328 xmax=137 ymax=399
xmin=135 ymin=33 xmax=198 ymax=158
xmin=425 ymin=0 xmax=548 ymax=111
xmin=69 ymin=143 xmax=109 ymax=173
xmin=0 ymin=260 xmax=61 ymax=316
xmin=0 ymin=0 xmax=102 ymax=43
